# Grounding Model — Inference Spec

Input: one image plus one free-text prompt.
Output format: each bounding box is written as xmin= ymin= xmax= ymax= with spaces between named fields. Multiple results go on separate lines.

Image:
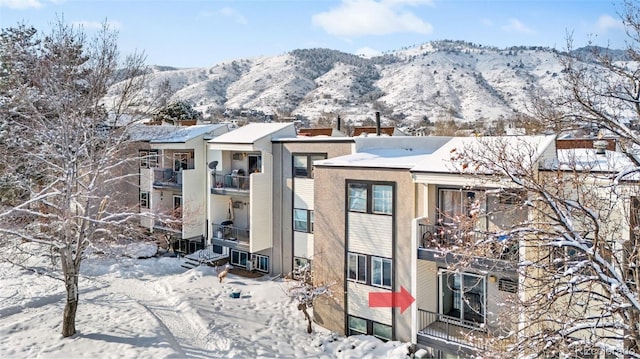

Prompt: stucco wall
xmin=313 ymin=165 xmax=416 ymax=342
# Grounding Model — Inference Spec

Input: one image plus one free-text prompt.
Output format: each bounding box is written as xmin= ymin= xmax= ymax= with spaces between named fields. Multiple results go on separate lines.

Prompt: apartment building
xmin=410 ymin=135 xmax=556 ymax=356
xmin=311 ymin=134 xmax=571 ymax=357
xmin=132 ymin=124 xmax=229 ymax=252
xmin=312 ymin=136 xmax=452 ymax=343
xmin=206 ymin=123 xmax=297 ymax=273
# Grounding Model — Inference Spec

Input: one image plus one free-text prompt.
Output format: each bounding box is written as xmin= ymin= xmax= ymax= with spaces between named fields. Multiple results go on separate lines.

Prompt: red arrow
xmin=368 ymin=286 xmax=415 ymax=313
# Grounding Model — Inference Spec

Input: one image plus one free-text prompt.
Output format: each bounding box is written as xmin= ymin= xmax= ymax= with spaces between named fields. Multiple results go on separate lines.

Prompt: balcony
xmin=417 ymin=223 xmax=518 ymax=271
xmin=211 ymin=172 xmax=250 ymax=195
xmin=211 ymin=222 xmax=250 ymax=251
xmin=417 ymin=309 xmax=489 ymax=353
xmin=153 ymin=168 xmax=182 ymax=189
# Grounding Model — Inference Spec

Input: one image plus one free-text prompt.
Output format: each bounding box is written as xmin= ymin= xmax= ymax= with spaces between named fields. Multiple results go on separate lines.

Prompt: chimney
xmin=337 ymin=115 xmax=341 ymax=131
xmin=375 ymin=112 xmax=381 ymax=136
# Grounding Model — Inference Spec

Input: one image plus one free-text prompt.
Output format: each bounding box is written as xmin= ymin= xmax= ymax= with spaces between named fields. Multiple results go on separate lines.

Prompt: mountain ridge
xmin=107 ymin=40 xmax=629 ymax=130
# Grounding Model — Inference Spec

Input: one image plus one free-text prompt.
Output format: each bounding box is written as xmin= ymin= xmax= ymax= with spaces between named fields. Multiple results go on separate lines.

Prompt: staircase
xmin=180 ymin=246 xmax=227 ymax=270
xmin=180 ymin=256 xmax=201 ymax=270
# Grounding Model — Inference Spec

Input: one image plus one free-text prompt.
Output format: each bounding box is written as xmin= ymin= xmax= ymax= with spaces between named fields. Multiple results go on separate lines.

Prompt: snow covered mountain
xmin=110 ymin=40 xmax=626 ymax=128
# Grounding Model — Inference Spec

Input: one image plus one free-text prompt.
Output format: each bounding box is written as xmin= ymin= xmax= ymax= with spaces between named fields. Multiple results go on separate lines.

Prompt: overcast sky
xmin=0 ymin=0 xmax=630 ymax=68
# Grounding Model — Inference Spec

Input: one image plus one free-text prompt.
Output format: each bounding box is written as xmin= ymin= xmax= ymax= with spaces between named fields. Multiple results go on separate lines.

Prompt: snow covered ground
xmin=0 ymin=243 xmax=410 ymax=358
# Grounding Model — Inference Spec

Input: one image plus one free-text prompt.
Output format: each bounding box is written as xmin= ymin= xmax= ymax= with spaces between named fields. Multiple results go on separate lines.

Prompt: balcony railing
xmin=418 ymin=309 xmax=488 ymax=351
xmin=211 ymin=173 xmax=250 ymax=193
xmin=418 ymin=223 xmax=518 ymax=262
xmin=153 ymin=168 xmax=182 ymax=187
xmin=212 ymin=222 xmax=249 ymax=244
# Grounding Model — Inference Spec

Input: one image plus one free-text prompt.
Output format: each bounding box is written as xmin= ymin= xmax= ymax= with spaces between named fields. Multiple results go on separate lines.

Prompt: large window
xmin=371 ymin=257 xmax=392 ymax=288
xmin=348 ymin=182 xmax=393 ymax=215
xmin=293 ymin=209 xmax=314 ymax=233
xmin=293 ymin=154 xmax=327 ymax=178
xmin=439 ymin=270 xmax=486 ymax=327
xmin=347 ymin=253 xmax=367 ymax=283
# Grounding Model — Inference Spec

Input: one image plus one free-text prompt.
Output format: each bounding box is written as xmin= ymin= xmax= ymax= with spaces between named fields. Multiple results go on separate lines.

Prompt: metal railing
xmin=153 ymin=168 xmax=182 ymax=186
xmin=418 ymin=223 xmax=518 ymax=261
xmin=417 ymin=309 xmax=487 ymax=350
xmin=212 ymin=223 xmax=249 ymax=243
xmin=212 ymin=173 xmax=250 ymax=191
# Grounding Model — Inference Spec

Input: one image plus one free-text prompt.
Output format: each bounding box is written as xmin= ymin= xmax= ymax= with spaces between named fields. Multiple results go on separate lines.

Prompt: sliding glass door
xmin=438 ymin=270 xmax=486 ymax=327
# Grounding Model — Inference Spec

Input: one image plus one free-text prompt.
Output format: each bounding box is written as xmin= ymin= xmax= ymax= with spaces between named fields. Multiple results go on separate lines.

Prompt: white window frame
xmin=231 ymin=250 xmax=249 ymax=267
xmin=252 ymin=254 xmax=269 ymax=273
xmin=372 ymin=184 xmax=393 ymax=215
xmin=347 ymin=253 xmax=367 ymax=283
xmin=371 ymin=256 xmax=392 ymax=288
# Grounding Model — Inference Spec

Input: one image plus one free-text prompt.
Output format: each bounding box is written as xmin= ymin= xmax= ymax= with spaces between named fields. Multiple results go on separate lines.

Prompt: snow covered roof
xmin=315 ymin=136 xmax=452 ymax=169
xmin=549 ymin=148 xmax=638 ymax=174
xmin=411 ymin=135 xmax=557 ymax=173
xmin=129 ymin=124 xmax=226 ymax=143
xmin=208 ymin=123 xmax=296 ymax=144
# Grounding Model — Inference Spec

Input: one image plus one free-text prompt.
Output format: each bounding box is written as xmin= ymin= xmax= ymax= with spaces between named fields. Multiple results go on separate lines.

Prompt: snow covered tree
xmin=286 ymin=263 xmax=333 ymax=334
xmin=445 ymin=2 xmax=640 ymax=356
xmin=153 ymin=100 xmax=202 ymax=125
xmin=0 ymin=19 xmax=149 ymax=337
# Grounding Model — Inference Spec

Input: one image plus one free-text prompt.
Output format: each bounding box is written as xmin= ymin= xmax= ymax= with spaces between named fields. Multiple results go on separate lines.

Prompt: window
xmin=372 ymin=322 xmax=392 ymax=341
xmin=347 ymin=253 xmax=367 ymax=283
xmin=348 ymin=183 xmax=367 ymax=212
xmin=253 ymin=254 xmax=269 ymax=272
xmin=348 ymin=316 xmax=367 ymax=336
xmin=294 ymin=257 xmax=309 ymax=269
xmin=293 ymin=154 xmax=327 ymax=178
xmin=231 ymin=250 xmax=249 ymax=267
xmin=438 ymin=270 xmax=486 ymax=327
xmin=139 ymin=150 xmax=148 ymax=168
xmin=293 ymin=209 xmax=313 ymax=233
xmin=139 ymin=150 xmax=158 ymax=168
xmin=439 ymin=189 xmax=482 ymax=225
xmin=372 ymin=185 xmax=392 ymax=214
xmin=348 ymin=316 xmax=393 ymax=341
xmin=348 ymin=181 xmax=394 ymax=215
xmin=139 ymin=191 xmax=149 ymax=209
xmin=173 ymin=196 xmax=182 ymax=210
xmin=174 ymin=153 xmax=189 ymax=171
xmin=371 ymin=257 xmax=392 ymax=288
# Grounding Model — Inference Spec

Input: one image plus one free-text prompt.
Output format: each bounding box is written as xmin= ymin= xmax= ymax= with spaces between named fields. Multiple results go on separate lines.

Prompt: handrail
xmin=212 ymin=223 xmax=249 ymax=243
xmin=212 ymin=173 xmax=250 ymax=191
xmin=418 ymin=223 xmax=518 ymax=261
xmin=417 ymin=309 xmax=487 ymax=350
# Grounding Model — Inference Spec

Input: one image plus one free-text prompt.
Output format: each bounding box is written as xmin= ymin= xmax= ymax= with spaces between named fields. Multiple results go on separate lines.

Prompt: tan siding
xmin=293 ymin=178 xmax=314 ymax=209
xmin=347 ymin=281 xmax=392 ymax=325
xmin=293 ymin=232 xmax=313 ymax=258
xmin=348 ymin=213 xmax=392 ymax=257
xmin=416 ymin=260 xmax=438 ymax=313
